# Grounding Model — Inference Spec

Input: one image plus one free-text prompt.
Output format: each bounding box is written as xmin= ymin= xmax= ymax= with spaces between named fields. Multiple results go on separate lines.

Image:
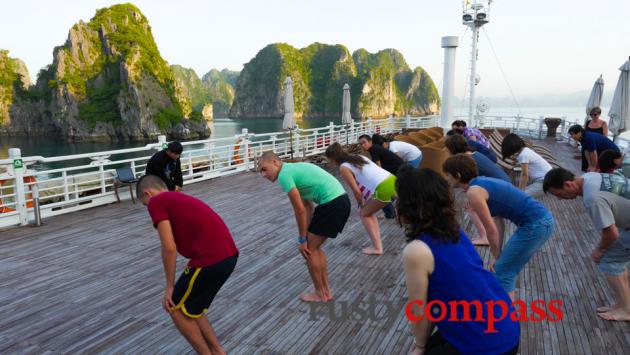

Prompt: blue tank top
xmin=472 ymin=152 xmax=510 ymax=182
xmin=470 ymin=176 xmax=549 ymax=226
xmin=418 ymin=230 xmax=520 ymax=354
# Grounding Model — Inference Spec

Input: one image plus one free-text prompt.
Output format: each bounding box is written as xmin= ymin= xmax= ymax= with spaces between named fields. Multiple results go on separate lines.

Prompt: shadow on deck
xmin=0 ymin=138 xmax=628 ymax=354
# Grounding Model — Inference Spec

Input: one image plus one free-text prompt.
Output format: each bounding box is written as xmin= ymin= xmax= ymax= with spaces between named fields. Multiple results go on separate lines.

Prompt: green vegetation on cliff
xmin=171 ymin=65 xmax=239 ymax=117
xmin=231 ymin=43 xmax=439 ymax=119
xmin=44 ymin=3 xmax=186 ymax=129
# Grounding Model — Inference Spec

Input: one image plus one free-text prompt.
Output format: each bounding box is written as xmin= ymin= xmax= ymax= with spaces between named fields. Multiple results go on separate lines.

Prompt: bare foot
xmin=472 ymin=237 xmax=490 ymax=246
xmin=299 ymin=291 xmax=327 ymax=302
xmin=325 ymin=292 xmax=334 ymax=301
xmin=597 ymin=308 xmax=630 ymax=322
xmin=362 ymin=247 xmax=383 ymax=255
xmin=210 ymin=347 xmax=226 ymax=355
xmin=597 ymin=305 xmax=615 ymax=313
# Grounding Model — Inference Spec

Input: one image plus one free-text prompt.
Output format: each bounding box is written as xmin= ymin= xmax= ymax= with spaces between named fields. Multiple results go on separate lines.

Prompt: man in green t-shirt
xmin=258 ymin=151 xmax=351 ymax=302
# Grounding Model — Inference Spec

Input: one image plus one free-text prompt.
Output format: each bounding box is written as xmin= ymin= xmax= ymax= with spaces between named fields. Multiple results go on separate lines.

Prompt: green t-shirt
xmin=277 ymin=162 xmax=346 ymax=204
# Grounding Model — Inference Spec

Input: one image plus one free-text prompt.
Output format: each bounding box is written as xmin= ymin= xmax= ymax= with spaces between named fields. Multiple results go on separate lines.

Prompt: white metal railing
xmin=2 ymin=113 xmax=625 ymax=229
xmin=0 ymin=115 xmax=438 ymax=229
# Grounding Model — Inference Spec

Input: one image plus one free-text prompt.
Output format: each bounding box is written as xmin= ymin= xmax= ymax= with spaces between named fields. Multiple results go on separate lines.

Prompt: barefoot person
xmin=358 ymin=134 xmax=405 ymax=219
xmin=397 ymin=167 xmax=520 ymax=355
xmin=137 ymin=175 xmax=238 ymax=355
xmin=444 ymin=134 xmax=509 ymax=246
xmin=501 ymin=133 xmax=552 ymax=198
xmin=443 ymin=154 xmax=555 ymax=300
xmin=325 ymin=143 xmax=396 ymax=255
xmin=543 ymin=168 xmax=630 ymax=322
xmin=258 ymin=151 xmax=350 ymax=302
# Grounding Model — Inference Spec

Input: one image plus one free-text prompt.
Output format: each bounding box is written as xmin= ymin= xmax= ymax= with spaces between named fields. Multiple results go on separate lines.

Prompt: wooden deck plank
xmin=0 ymin=138 xmax=628 ymax=354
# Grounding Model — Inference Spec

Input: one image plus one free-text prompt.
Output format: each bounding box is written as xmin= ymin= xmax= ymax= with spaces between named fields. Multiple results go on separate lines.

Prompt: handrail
xmin=3 ymin=113 xmax=623 ymax=229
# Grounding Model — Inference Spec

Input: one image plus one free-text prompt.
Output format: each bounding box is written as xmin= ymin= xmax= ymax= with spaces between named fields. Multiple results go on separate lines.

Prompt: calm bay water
xmin=0 ymin=117 xmax=342 ymax=159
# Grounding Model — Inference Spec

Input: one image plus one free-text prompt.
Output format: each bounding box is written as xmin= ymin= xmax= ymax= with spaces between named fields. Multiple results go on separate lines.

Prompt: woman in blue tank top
xmin=443 ymin=154 xmax=555 ymax=300
xmin=396 ymin=166 xmax=520 ymax=355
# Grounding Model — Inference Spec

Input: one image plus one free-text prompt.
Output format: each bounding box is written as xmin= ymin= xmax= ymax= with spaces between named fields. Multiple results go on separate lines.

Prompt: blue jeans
xmin=494 ymin=213 xmax=555 ymax=292
xmin=382 ymin=203 xmax=396 ymax=219
xmin=408 ymin=155 xmax=422 ymax=169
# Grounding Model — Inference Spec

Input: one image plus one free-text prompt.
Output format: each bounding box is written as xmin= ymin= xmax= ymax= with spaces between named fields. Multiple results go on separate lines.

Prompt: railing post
xmin=187 ymin=153 xmax=194 ymax=177
xmin=62 ymin=171 xmax=69 ymax=202
xmin=516 ymin=115 xmax=521 ymax=134
xmin=560 ymin=116 xmax=567 ymax=141
xmin=270 ymin=135 xmax=277 ymax=153
xmin=295 ymin=128 xmax=301 ymax=157
xmin=32 ymin=184 xmax=41 ymax=226
xmin=406 ymin=115 xmax=411 ymax=129
xmin=368 ymin=118 xmax=373 ymax=134
xmin=205 ymin=142 xmax=214 ymax=171
xmin=328 ymin=122 xmax=334 ymax=147
xmin=242 ymin=128 xmax=250 ymax=168
xmin=538 ymin=116 xmax=544 ymax=139
xmin=99 ymin=164 xmax=106 ymax=194
xmin=388 ymin=115 xmax=394 ymax=134
xmin=8 ymin=148 xmax=27 ymax=226
xmin=130 ymin=160 xmax=136 ymax=177
xmin=157 ymin=135 xmax=167 ymax=150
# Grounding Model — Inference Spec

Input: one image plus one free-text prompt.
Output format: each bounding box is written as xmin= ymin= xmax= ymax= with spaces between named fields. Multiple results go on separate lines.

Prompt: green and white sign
xmin=162 ymin=143 xmax=168 ymax=149
xmin=13 ymin=158 xmax=23 ymax=169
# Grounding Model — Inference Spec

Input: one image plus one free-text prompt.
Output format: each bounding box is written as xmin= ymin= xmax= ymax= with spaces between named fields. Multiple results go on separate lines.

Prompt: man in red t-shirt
xmin=137 ymin=174 xmax=238 ymax=355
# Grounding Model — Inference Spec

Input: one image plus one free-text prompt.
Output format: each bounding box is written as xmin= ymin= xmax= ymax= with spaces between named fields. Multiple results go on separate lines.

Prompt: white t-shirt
xmin=517 ymin=147 xmax=552 ymax=181
xmin=341 ymin=156 xmax=392 ymax=200
xmin=388 ymin=141 xmax=422 ymax=161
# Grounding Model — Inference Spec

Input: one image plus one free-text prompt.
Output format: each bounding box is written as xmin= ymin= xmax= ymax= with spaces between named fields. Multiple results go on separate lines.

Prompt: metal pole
xmin=468 ymin=23 xmax=479 ymax=127
xmin=440 ymin=36 xmax=459 ymax=129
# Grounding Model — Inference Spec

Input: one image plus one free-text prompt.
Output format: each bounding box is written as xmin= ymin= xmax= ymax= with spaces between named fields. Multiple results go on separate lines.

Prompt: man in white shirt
xmin=372 ymin=135 xmax=423 ymax=168
xmin=544 ymin=168 xmax=630 ymax=322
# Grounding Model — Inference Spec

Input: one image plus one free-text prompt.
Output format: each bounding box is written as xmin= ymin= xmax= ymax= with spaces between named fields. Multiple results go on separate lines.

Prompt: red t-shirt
xmin=147 ymin=192 xmax=238 ymax=268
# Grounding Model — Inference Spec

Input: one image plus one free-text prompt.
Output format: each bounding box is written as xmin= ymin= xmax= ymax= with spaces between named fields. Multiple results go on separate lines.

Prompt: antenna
xmin=462 ymin=0 xmax=491 ymax=127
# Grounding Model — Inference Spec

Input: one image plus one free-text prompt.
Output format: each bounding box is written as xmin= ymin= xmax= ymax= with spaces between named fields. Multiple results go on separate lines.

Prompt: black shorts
xmin=308 ymin=194 xmax=351 ymax=238
xmin=172 ymin=254 xmax=237 ymax=318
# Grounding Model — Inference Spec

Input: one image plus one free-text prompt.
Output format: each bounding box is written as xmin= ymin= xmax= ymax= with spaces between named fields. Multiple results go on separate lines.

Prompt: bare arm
xmin=598 ymin=224 xmax=620 ymax=251
xmin=468 ymin=187 xmax=501 ymax=258
xmin=403 ymin=241 xmax=435 ymax=351
xmin=157 ymin=220 xmax=178 ymax=312
xmin=519 ymin=163 xmax=529 ymax=190
xmin=157 ymin=220 xmax=178 ymax=288
xmin=602 ymin=121 xmax=609 ymax=137
xmin=340 ymin=166 xmax=364 ymax=207
xmin=287 ymin=188 xmax=309 ymax=237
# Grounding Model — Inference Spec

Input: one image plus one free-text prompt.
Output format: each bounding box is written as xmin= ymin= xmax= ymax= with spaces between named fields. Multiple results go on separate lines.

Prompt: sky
xmin=1 ymin=0 xmax=629 ymax=99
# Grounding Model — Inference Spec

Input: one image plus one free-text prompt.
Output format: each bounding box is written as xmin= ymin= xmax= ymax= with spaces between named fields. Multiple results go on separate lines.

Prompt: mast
xmin=463 ymin=1 xmax=491 ymax=127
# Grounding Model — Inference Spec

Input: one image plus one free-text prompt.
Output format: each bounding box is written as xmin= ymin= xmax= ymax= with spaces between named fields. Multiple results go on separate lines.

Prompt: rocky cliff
xmin=171 ymin=66 xmax=238 ymax=118
xmin=230 ymin=43 xmax=439 ymax=119
xmin=1 ymin=4 xmax=210 ymax=141
xmin=201 ymin=69 xmax=238 ymax=117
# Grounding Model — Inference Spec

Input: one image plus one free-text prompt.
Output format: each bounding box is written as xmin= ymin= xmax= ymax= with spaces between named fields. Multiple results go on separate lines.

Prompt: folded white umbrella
xmin=608 ymin=58 xmax=630 ymax=138
xmin=282 ymin=77 xmax=297 ymax=158
xmin=584 ymin=75 xmax=604 ymax=125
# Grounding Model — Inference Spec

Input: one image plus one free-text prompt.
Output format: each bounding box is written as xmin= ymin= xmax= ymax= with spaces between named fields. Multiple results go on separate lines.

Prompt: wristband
xmin=297 ymin=236 xmax=307 ymax=244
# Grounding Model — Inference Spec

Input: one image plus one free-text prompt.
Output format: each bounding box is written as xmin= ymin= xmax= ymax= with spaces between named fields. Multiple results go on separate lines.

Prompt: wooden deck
xmin=0 ymin=138 xmax=628 ymax=354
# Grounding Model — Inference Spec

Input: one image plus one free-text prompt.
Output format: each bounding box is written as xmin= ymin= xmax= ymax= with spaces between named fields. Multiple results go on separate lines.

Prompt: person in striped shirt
xmin=326 ymin=143 xmax=397 ymax=255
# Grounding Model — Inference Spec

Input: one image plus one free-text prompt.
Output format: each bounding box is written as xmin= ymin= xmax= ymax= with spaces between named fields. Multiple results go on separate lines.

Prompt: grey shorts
xmin=599 ymin=230 xmax=630 ymax=275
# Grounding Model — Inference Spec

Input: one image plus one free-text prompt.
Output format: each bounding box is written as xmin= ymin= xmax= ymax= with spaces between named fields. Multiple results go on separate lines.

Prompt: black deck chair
xmin=114 ymin=167 xmax=138 ymax=204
